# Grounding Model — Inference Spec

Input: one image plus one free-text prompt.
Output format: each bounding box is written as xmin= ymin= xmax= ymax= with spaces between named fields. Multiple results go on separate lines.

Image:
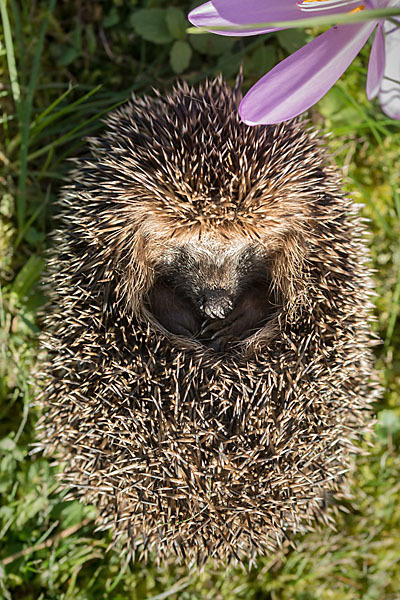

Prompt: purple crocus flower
xmin=189 ymin=0 xmax=400 ymax=124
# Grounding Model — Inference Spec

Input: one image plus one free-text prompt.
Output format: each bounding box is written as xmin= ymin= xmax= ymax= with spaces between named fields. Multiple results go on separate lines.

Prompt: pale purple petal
xmin=378 ymin=18 xmax=400 ymax=119
xmin=188 ymin=0 xmax=348 ymax=37
xmin=212 ymin=0 xmax=305 ymax=24
xmin=188 ymin=1 xmax=284 ymax=36
xmin=366 ymin=24 xmax=385 ymax=99
xmin=212 ymin=0 xmax=355 ymax=23
xmin=239 ymin=21 xmax=377 ymax=125
xmin=369 ymin=0 xmax=393 ymax=7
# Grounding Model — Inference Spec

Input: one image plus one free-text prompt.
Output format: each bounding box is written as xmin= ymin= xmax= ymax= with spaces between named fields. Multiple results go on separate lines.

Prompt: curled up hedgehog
xmin=38 ymin=77 xmax=377 ymax=565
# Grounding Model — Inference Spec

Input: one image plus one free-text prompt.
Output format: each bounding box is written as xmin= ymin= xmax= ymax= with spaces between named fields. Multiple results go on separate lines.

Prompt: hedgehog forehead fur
xmin=38 ymin=76 xmax=377 ymax=566
xmin=88 ymin=78 xmax=323 ymax=238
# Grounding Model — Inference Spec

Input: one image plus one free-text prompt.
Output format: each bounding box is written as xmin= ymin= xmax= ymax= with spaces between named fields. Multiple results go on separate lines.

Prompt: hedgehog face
xmin=146 ymin=235 xmax=278 ymax=349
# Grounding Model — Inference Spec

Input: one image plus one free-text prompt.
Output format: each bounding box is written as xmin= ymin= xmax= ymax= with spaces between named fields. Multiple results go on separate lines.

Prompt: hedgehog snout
xmin=200 ymin=288 xmax=234 ymax=319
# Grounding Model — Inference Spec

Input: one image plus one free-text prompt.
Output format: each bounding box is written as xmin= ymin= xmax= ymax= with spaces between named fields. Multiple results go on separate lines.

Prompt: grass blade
xmin=9 ymin=0 xmax=25 ymax=88
xmin=16 ymin=0 xmax=57 ymax=233
xmin=0 ymin=0 xmax=21 ymax=112
xmin=30 ymin=84 xmax=102 ymax=141
xmin=25 ymin=100 xmax=126 ymax=163
xmin=351 ymin=180 xmax=393 ymax=240
xmin=384 ymin=258 xmax=400 ymax=350
xmin=393 ymin=187 xmax=400 ymax=220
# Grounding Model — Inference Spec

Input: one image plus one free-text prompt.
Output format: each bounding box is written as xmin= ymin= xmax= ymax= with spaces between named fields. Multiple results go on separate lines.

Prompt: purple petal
xmin=188 ymin=0 xmax=350 ymax=36
xmin=212 ymin=0 xmax=304 ymax=24
xmin=239 ymin=21 xmax=377 ymax=125
xmin=188 ymin=1 xmax=292 ymax=36
xmin=366 ymin=24 xmax=385 ymax=99
xmin=378 ymin=18 xmax=400 ymax=120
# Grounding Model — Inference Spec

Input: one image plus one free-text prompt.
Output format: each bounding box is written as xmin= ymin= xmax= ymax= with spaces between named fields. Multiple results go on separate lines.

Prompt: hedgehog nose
xmin=201 ymin=289 xmax=234 ymax=320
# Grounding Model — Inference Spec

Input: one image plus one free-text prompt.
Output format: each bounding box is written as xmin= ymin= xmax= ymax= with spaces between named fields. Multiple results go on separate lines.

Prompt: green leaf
xmin=189 ymin=32 xmax=236 ymax=56
xmin=56 ymin=46 xmax=80 ymax=67
xmin=216 ymin=52 xmax=242 ymax=79
xmin=15 ymin=494 xmax=47 ymax=528
xmin=85 ymin=23 xmax=97 ymax=54
xmin=59 ymin=501 xmax=86 ymax=528
xmin=170 ymin=40 xmax=192 ymax=74
xmin=166 ymin=7 xmax=187 ymax=40
xmin=378 ymin=410 xmax=400 ymax=435
xmin=244 ymin=45 xmax=276 ymax=77
xmin=11 ymin=255 xmax=44 ymax=300
xmin=0 ymin=437 xmax=16 ymax=453
xmin=25 ymin=227 xmax=45 ymax=246
xmin=72 ymin=20 xmax=82 ymax=51
xmin=276 ymin=28 xmax=309 ymax=54
xmin=130 ymin=9 xmax=173 ymax=44
xmin=103 ymin=6 xmax=120 ymax=28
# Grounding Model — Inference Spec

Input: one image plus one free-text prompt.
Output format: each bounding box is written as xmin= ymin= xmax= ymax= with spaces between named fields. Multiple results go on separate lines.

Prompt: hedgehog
xmin=37 ymin=77 xmax=377 ymax=566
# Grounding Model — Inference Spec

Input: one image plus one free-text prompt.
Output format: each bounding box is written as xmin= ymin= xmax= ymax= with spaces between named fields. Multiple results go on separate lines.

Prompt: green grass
xmin=1 ymin=1 xmax=400 ymax=598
